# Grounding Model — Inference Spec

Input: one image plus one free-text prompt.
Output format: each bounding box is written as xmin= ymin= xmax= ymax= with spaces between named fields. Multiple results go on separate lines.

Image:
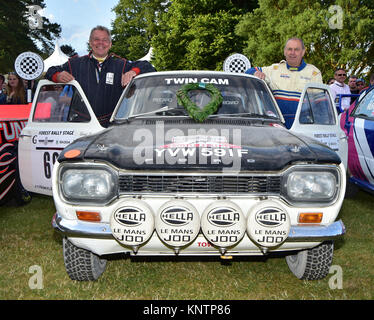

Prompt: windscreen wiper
xmin=209 ymin=113 xmax=279 ymax=120
xmin=126 ymin=106 xmax=186 ymax=120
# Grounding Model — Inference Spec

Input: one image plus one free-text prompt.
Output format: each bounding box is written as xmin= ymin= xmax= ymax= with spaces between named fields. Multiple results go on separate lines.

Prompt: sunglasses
xmin=336 ymin=73 xmax=346 ymax=76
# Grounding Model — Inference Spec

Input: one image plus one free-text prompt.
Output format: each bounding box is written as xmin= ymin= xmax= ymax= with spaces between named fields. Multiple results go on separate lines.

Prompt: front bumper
xmin=52 ymin=212 xmax=345 ymax=243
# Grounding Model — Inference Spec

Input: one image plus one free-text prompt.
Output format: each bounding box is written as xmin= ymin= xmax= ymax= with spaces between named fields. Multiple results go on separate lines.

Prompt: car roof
xmin=134 ymin=70 xmax=258 ymax=80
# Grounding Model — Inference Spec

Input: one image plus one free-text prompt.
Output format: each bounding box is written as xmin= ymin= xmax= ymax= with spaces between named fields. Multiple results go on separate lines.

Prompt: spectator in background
xmin=329 ymin=68 xmax=351 ymax=111
xmin=370 ymin=74 xmax=374 ymax=89
xmin=357 ymin=75 xmax=374 ymax=96
xmin=356 ymin=78 xmax=367 ymax=93
xmin=22 ymin=78 xmax=37 ymax=102
xmin=5 ymin=72 xmax=26 ymax=104
xmin=0 ymin=74 xmax=5 ymax=91
xmin=348 ymin=75 xmax=359 ymax=103
xmin=327 ymin=78 xmax=335 ymax=85
xmin=0 ymin=74 xmax=6 ymax=104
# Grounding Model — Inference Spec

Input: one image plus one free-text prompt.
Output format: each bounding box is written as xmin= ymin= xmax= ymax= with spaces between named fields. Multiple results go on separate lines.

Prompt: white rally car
xmin=18 ymin=71 xmax=347 ymax=281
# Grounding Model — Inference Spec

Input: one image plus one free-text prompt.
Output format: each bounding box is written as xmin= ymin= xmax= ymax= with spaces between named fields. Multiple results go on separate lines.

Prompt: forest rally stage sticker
xmin=32 ymin=129 xmax=75 ymax=150
xmin=30 ymin=129 xmax=77 ymax=191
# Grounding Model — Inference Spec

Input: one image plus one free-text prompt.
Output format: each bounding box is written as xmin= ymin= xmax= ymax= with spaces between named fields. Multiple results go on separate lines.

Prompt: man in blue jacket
xmin=46 ymin=25 xmax=155 ymax=127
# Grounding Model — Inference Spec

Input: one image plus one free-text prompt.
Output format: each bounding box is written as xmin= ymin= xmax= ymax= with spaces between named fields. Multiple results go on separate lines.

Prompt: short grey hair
xmin=89 ymin=25 xmax=112 ymax=42
xmin=285 ymin=37 xmax=305 ymax=50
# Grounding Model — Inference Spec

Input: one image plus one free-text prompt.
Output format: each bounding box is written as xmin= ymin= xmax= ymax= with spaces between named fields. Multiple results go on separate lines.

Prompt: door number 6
xmin=43 ymin=152 xmax=59 ymax=179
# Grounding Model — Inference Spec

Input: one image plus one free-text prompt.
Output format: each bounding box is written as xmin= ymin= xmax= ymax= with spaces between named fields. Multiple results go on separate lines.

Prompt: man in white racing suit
xmin=246 ymin=37 xmax=323 ymax=128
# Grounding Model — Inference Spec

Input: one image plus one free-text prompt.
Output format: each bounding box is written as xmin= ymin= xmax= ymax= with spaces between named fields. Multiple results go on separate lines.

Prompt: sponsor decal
xmin=164 ymin=78 xmax=229 ymax=86
xmin=313 ymin=132 xmax=339 ymax=151
xmin=201 ymin=202 xmax=246 ymax=248
xmin=255 ymin=208 xmax=287 ymax=228
xmin=247 ymin=201 xmax=291 ymax=248
xmin=114 ymin=207 xmax=146 ymax=227
xmin=161 ymin=207 xmax=194 ymax=226
xmin=110 ymin=202 xmax=155 ymax=247
xmin=0 ymin=143 xmax=16 ymax=202
xmin=32 ymin=130 xmax=75 ymax=151
xmin=207 ymin=207 xmax=240 ymax=227
xmin=160 ymin=135 xmax=241 ymax=149
xmin=0 ymin=120 xmax=27 ymax=144
xmin=223 ymin=53 xmax=251 ymax=73
xmin=197 ymin=241 xmax=213 ymax=248
xmin=14 ymin=52 xmax=44 ymax=81
xmin=156 ymin=201 xmax=200 ymax=248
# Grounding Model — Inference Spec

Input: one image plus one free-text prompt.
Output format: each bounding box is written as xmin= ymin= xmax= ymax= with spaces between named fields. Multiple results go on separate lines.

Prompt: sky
xmin=42 ymin=0 xmax=118 ymax=56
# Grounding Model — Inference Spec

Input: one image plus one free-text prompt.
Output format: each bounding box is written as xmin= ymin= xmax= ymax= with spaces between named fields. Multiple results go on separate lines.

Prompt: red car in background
xmin=0 ymin=104 xmax=32 ymax=205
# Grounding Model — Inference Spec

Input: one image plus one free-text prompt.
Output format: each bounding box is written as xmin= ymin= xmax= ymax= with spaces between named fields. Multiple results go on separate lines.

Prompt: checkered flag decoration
xmin=14 ymin=52 xmax=44 ymax=80
xmin=223 ymin=54 xmax=251 ymax=74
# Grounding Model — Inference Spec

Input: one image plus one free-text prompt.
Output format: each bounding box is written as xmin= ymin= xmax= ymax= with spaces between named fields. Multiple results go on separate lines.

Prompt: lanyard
xmin=92 ymin=54 xmax=106 ymax=84
xmin=95 ymin=62 xmax=103 ymax=84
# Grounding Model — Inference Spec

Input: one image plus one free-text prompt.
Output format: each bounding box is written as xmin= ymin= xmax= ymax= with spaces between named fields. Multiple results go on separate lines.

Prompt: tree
xmin=235 ymin=0 xmax=374 ymax=81
xmin=151 ymin=0 xmax=257 ymax=71
xmin=0 ymin=0 xmax=36 ymax=72
xmin=0 ymin=0 xmax=61 ymax=73
xmin=61 ymin=44 xmax=77 ymax=57
xmin=27 ymin=0 xmax=61 ymax=55
xmin=111 ymin=0 xmax=168 ymax=60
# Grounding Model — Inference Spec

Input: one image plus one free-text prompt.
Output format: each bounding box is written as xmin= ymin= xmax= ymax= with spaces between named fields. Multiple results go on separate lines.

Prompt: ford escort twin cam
xmin=21 ymin=71 xmax=346 ymax=281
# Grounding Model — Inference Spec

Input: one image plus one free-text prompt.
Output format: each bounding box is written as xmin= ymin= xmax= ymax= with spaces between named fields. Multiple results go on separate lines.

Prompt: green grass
xmin=0 ymin=191 xmax=373 ymax=300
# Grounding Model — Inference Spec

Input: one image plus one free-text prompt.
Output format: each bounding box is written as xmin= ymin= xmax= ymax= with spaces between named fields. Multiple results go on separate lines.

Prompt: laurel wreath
xmin=176 ymin=83 xmax=223 ymax=122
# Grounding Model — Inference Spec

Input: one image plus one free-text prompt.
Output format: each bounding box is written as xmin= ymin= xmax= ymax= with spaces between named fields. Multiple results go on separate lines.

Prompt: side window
xmin=299 ymin=88 xmax=335 ymax=125
xmin=33 ymin=85 xmax=91 ymax=123
xmin=352 ymin=89 xmax=374 ymax=120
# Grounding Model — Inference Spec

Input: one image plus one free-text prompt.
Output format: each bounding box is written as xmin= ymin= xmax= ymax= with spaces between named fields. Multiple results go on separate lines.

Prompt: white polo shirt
xmin=329 ymin=81 xmax=351 ymax=110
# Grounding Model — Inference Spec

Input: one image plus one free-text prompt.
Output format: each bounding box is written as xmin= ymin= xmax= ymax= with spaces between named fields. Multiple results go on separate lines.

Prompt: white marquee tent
xmin=139 ymin=47 xmax=153 ymax=62
xmin=43 ymin=41 xmax=69 ymax=72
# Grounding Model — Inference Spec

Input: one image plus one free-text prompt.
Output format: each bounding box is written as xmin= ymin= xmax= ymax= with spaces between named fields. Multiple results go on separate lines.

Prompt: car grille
xmin=118 ymin=174 xmax=281 ymax=194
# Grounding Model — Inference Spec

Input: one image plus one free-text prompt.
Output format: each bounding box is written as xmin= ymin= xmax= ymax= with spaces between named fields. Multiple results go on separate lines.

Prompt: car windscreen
xmin=352 ymin=88 xmax=374 ymax=120
xmin=114 ymin=74 xmax=281 ymax=120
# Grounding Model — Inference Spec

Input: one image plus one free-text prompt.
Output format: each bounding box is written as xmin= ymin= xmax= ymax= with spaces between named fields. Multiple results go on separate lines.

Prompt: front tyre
xmin=63 ymin=238 xmax=107 ymax=281
xmin=285 ymin=241 xmax=334 ymax=280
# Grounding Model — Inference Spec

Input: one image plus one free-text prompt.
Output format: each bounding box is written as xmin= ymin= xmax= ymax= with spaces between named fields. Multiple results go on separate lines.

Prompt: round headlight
xmin=285 ymin=170 xmax=338 ymax=202
xmin=61 ymin=168 xmax=116 ymax=203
